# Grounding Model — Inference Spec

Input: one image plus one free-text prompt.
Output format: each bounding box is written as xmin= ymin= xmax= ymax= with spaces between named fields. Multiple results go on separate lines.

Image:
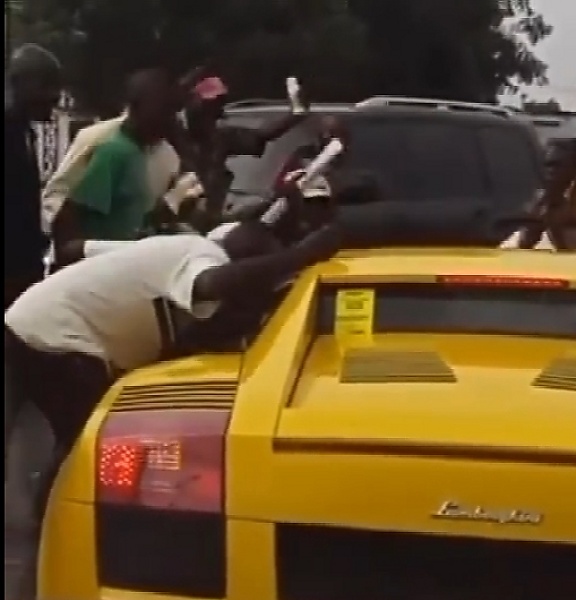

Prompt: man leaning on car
xmin=4 ymin=215 xmax=340 ymax=599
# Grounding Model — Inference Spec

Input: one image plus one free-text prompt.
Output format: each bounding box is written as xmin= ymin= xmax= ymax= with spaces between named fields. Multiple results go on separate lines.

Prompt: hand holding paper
xmin=260 ymin=138 xmax=344 ymax=226
xmin=164 ymin=172 xmax=205 ymax=214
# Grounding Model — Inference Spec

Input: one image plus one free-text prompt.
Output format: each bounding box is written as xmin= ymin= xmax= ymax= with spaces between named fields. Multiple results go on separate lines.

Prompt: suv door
xmin=478 ymin=124 xmax=543 ymax=225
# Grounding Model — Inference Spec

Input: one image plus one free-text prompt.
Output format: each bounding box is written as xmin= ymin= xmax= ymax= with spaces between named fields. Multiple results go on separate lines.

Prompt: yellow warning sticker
xmin=335 ymin=288 xmax=375 ymax=345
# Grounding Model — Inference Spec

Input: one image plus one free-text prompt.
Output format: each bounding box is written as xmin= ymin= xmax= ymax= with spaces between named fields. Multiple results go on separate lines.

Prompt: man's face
xmin=21 ymin=70 xmax=62 ymax=121
xmin=138 ymin=86 xmax=180 ymax=143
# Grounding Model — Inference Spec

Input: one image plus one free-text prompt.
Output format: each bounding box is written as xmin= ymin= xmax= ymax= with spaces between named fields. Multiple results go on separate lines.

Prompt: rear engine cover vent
xmin=111 ymin=380 xmax=238 ymax=413
xmin=533 ymin=358 xmax=576 ymax=392
xmin=341 ymin=350 xmax=456 ymax=384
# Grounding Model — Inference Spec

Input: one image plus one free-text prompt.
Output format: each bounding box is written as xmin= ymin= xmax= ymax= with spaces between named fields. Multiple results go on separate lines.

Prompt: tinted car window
xmin=479 ymin=126 xmax=540 ymax=197
xmin=222 ymin=114 xmax=270 ymax=194
xmin=225 ymin=119 xmax=314 ymax=194
xmin=317 ymin=284 xmax=576 ymax=339
xmin=345 ymin=120 xmax=488 ymax=201
xmin=223 ymin=108 xmax=543 ymax=243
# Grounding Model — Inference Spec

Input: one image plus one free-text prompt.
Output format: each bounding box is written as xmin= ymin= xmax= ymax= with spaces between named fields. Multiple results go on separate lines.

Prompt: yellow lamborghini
xmin=39 ymin=248 xmax=576 ymax=600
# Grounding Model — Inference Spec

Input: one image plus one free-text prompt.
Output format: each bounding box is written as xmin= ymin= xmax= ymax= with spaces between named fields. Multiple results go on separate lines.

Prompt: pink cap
xmin=193 ymin=76 xmax=228 ymax=101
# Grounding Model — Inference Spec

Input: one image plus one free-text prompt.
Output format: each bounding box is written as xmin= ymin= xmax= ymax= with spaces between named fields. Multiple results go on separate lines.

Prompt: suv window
xmin=223 ymin=107 xmax=544 ymax=243
xmin=225 ymin=115 xmax=315 ymax=195
xmin=346 ymin=120 xmax=487 ymax=201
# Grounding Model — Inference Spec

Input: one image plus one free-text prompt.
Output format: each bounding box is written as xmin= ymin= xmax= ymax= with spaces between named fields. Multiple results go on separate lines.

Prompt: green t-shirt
xmin=70 ymin=129 xmax=153 ymax=240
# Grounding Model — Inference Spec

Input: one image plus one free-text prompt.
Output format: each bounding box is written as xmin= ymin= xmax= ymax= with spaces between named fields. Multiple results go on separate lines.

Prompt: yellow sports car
xmin=40 ymin=248 xmax=576 ymax=600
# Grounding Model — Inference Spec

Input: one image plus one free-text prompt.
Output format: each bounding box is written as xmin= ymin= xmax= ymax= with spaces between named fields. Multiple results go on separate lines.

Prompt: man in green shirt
xmin=68 ymin=127 xmax=153 ymax=240
xmin=53 ymin=68 xmax=179 ymax=255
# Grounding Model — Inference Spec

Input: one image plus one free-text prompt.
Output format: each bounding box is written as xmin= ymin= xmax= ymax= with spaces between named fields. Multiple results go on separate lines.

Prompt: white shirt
xmin=6 ymin=235 xmax=228 ymax=371
xmin=41 ymin=116 xmax=180 ymax=234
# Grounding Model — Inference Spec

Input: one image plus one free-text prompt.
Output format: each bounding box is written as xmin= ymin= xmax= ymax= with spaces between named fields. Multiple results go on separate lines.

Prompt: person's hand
xmin=295 ymin=223 xmax=342 ymax=265
xmin=276 ymin=169 xmax=307 ymax=206
xmin=164 ymin=172 xmax=205 ymax=213
xmin=279 ymin=169 xmax=332 ymax=203
xmin=54 ymin=239 xmax=85 ymax=269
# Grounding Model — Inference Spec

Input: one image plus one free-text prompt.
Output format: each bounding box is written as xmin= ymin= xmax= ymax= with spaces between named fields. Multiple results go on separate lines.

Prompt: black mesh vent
xmin=97 ymin=504 xmax=225 ymax=598
xmin=277 ymin=523 xmax=576 ymax=600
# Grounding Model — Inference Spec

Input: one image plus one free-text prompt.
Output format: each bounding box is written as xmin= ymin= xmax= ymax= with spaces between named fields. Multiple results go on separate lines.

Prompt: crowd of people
xmin=3 ymin=41 xmax=576 ymax=600
xmin=4 ymin=44 xmax=343 ymax=600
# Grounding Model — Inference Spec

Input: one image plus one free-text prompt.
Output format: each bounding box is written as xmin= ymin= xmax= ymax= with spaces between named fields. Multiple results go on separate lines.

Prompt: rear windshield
xmin=317 ymin=284 xmax=576 ymax=338
xmin=344 ymin=120 xmax=539 ymax=201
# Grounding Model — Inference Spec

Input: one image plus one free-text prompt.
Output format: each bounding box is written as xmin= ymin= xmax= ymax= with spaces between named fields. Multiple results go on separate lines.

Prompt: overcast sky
xmin=522 ymin=0 xmax=576 ymax=107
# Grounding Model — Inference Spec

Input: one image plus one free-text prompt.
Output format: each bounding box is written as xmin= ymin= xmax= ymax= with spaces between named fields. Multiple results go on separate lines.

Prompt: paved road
xmin=5 ymin=405 xmax=54 ymax=599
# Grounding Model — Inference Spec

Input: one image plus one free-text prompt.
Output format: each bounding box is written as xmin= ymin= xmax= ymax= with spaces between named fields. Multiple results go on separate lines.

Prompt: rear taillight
xmin=96 ymin=410 xmax=230 ymax=513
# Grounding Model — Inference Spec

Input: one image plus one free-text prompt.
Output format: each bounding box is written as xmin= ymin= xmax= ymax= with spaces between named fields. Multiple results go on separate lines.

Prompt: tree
xmin=13 ymin=0 xmax=552 ymax=112
xmin=13 ymin=0 xmax=370 ymax=113
xmin=348 ymin=0 xmax=552 ymax=102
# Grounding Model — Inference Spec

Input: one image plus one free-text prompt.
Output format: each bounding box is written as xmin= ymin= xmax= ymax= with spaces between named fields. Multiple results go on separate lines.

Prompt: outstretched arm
xmin=194 ymin=224 xmax=340 ymax=305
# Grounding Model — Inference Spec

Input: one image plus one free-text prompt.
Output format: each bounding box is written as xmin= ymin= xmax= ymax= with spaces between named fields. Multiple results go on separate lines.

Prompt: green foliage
xmin=8 ymin=0 xmax=553 ymax=114
xmin=348 ymin=0 xmax=552 ymax=102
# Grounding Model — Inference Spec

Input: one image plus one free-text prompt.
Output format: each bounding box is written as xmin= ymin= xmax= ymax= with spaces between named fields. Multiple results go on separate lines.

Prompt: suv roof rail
xmin=226 ymin=99 xmax=286 ymax=109
xmin=356 ymin=96 xmax=512 ymax=118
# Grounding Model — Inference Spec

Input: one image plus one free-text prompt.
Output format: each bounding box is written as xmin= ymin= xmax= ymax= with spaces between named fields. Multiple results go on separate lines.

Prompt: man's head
xmin=125 ymin=68 xmax=179 ymax=144
xmin=7 ymin=44 xmax=62 ymax=121
xmin=184 ymin=74 xmax=229 ymax=136
xmin=213 ymin=221 xmax=281 ymax=261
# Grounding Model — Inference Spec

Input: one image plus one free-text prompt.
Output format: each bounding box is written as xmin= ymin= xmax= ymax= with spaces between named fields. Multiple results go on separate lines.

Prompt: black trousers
xmin=4 ymin=327 xmax=113 ymax=600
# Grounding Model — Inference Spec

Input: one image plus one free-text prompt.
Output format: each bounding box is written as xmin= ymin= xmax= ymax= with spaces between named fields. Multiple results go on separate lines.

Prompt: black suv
xmin=222 ymin=97 xmax=545 ymax=246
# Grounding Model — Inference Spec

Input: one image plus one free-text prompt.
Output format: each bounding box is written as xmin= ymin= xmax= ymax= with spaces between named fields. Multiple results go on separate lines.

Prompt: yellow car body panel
xmin=39 ymin=249 xmax=576 ymax=600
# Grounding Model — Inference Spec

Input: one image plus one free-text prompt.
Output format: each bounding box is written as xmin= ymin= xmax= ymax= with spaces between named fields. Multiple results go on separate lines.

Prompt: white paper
xmin=298 ymin=138 xmax=344 ymax=189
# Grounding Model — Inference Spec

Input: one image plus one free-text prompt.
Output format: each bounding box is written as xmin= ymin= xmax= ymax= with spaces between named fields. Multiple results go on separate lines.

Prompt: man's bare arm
xmin=195 ymin=224 xmax=340 ymax=304
xmin=257 ymin=112 xmax=308 ymax=145
xmin=52 ymin=201 xmax=89 ymax=253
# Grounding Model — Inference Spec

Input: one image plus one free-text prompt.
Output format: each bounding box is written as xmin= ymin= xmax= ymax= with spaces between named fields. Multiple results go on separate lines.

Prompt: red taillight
xmin=437 ymin=275 xmax=569 ymax=289
xmin=98 ymin=441 xmax=146 ymax=502
xmin=96 ymin=410 xmax=230 ymax=514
